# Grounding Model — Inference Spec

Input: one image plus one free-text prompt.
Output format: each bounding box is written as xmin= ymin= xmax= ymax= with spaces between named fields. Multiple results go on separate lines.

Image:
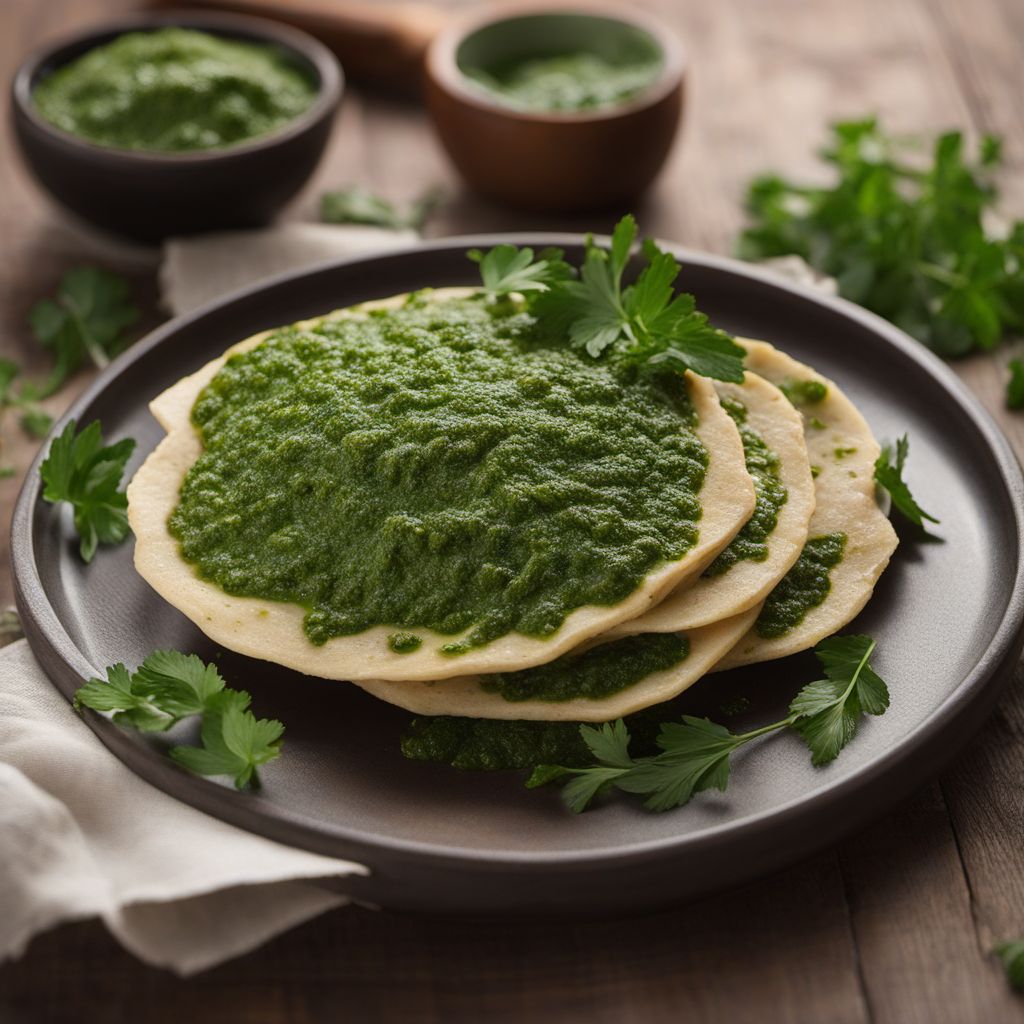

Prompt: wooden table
xmin=3 ymin=0 xmax=1024 ymax=1020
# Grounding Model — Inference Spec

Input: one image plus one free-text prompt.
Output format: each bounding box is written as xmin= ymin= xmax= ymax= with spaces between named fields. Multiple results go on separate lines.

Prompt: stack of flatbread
xmin=128 ymin=289 xmax=897 ymax=726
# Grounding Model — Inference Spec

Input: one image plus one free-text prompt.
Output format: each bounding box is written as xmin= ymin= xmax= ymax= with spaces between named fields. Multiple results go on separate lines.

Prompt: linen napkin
xmin=160 ymin=222 xmax=418 ymax=316
xmin=0 ymin=639 xmax=367 ymax=976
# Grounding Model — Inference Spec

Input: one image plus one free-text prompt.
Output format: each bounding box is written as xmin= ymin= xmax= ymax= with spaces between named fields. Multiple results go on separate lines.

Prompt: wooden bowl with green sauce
xmin=425 ymin=4 xmax=684 ymax=211
xmin=11 ymin=10 xmax=342 ymax=243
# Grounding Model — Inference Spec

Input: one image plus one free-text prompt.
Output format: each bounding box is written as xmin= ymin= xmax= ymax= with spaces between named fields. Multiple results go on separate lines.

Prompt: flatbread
xmin=716 ymin=339 xmax=898 ymax=669
xmin=597 ymin=371 xmax=815 ymax=636
xmin=354 ymin=605 xmax=761 ymax=722
xmin=128 ymin=288 xmax=756 ymax=683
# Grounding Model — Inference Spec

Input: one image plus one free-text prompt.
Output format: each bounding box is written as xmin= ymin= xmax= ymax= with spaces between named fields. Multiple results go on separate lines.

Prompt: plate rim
xmin=12 ymin=235 xmax=1024 ymax=876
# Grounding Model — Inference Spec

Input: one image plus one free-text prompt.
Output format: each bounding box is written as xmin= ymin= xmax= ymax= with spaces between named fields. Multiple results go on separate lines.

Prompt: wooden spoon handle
xmin=149 ymin=0 xmax=449 ymax=92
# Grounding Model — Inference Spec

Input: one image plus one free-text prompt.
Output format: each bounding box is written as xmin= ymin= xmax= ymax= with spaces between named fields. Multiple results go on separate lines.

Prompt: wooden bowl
xmin=424 ymin=3 xmax=685 ymax=212
xmin=10 ymin=9 xmax=342 ymax=243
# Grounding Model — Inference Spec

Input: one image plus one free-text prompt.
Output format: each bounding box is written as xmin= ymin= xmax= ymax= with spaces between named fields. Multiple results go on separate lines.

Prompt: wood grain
xmin=1 ymin=0 xmax=1023 ymax=1021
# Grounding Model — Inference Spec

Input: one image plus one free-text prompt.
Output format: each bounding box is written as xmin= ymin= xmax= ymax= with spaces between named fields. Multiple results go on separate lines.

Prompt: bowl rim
xmin=10 ymin=7 xmax=343 ymax=165
xmin=426 ymin=0 xmax=685 ymax=125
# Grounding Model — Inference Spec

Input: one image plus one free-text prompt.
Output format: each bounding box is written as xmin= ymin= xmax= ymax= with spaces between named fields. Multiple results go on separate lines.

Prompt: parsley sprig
xmin=0 ymin=358 xmax=53 ymax=477
xmin=29 ymin=268 xmax=138 ymax=397
xmin=738 ymin=119 xmax=1024 ymax=374
xmin=75 ymin=650 xmax=284 ymax=790
xmin=470 ymin=215 xmax=746 ymax=383
xmin=529 ymin=635 xmax=888 ymax=813
xmin=873 ymin=434 xmax=939 ymax=530
xmin=39 ymin=419 xmax=136 ymax=562
xmin=320 ymin=185 xmax=442 ymax=231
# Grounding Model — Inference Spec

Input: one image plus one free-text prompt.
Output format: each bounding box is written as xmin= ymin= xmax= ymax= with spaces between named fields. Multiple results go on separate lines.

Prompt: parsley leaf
xmin=75 ymin=651 xmax=283 ymax=790
xmin=470 ymin=216 xmax=745 ymax=383
xmin=995 ymin=940 xmax=1024 ymax=991
xmin=789 ymin=635 xmax=888 ymax=765
xmin=738 ymin=119 xmax=1024 ymax=359
xmin=532 ymin=634 xmax=890 ymax=812
xmin=29 ymin=268 xmax=138 ymax=397
xmin=320 ymin=185 xmax=442 ymax=230
xmin=1007 ymin=359 xmax=1024 ymax=410
xmin=39 ymin=419 xmax=136 ymax=562
xmin=468 ymin=244 xmax=574 ymax=299
xmin=874 ymin=434 xmax=939 ymax=529
xmin=0 ymin=358 xmax=53 ymax=475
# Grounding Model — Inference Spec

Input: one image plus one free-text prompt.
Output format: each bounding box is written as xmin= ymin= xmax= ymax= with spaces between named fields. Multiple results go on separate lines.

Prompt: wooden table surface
xmin=3 ymin=0 xmax=1024 ymax=1020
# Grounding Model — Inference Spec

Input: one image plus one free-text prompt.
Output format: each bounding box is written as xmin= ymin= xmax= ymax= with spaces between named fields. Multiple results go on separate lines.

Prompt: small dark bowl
xmin=11 ymin=10 xmax=342 ymax=244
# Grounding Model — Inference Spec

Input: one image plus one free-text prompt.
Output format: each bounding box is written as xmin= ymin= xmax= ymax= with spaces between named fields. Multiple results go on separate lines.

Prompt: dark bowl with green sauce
xmin=425 ymin=4 xmax=684 ymax=211
xmin=11 ymin=10 xmax=342 ymax=243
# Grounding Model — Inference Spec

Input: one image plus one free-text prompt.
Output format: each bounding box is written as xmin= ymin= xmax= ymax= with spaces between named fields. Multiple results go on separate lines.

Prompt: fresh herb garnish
xmin=320 ymin=185 xmax=442 ymax=231
xmin=0 ymin=357 xmax=53 ymax=476
xmin=739 ymin=119 xmax=1024 ymax=358
xmin=995 ymin=940 xmax=1024 ymax=991
xmin=873 ymin=434 xmax=939 ymax=529
xmin=39 ymin=419 xmax=136 ymax=562
xmin=467 ymin=244 xmax=574 ymax=299
xmin=74 ymin=650 xmax=283 ymax=790
xmin=1007 ymin=359 xmax=1024 ymax=410
xmin=529 ymin=635 xmax=887 ymax=812
xmin=29 ymin=268 xmax=138 ymax=397
xmin=470 ymin=215 xmax=746 ymax=383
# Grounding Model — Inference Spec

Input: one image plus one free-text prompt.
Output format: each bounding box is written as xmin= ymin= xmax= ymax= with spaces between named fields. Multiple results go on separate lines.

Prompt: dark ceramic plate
xmin=12 ymin=239 xmax=1024 ymax=915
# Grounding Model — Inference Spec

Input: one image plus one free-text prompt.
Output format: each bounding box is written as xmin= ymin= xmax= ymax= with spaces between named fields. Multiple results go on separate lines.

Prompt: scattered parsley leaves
xmin=39 ymin=419 xmax=136 ymax=562
xmin=995 ymin=940 xmax=1024 ymax=991
xmin=470 ymin=215 xmax=746 ymax=383
xmin=0 ymin=358 xmax=53 ymax=476
xmin=530 ymin=635 xmax=887 ymax=812
xmin=1007 ymin=359 xmax=1024 ymax=410
xmin=320 ymin=185 xmax=443 ymax=231
xmin=29 ymin=268 xmax=138 ymax=397
xmin=467 ymin=244 xmax=573 ymax=299
xmin=738 ymin=118 xmax=1024 ymax=358
xmin=873 ymin=434 xmax=939 ymax=529
xmin=74 ymin=651 xmax=283 ymax=790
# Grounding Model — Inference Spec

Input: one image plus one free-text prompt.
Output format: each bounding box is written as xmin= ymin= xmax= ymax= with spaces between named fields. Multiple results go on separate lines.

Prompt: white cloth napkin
xmin=160 ymin=222 xmax=418 ymax=316
xmin=0 ymin=639 xmax=367 ymax=976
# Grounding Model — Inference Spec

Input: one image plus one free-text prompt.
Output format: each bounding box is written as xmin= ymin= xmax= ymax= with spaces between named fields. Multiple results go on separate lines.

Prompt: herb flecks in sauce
xmin=464 ymin=52 xmax=661 ymax=114
xmin=481 ymin=632 xmax=689 ymax=703
xmin=779 ymin=379 xmax=828 ymax=406
xmin=755 ymin=533 xmax=847 ymax=638
xmin=171 ymin=297 xmax=708 ymax=653
xmin=703 ymin=398 xmax=788 ymax=576
xmin=388 ymin=633 xmax=422 ymax=654
xmin=33 ymin=28 xmax=317 ymax=152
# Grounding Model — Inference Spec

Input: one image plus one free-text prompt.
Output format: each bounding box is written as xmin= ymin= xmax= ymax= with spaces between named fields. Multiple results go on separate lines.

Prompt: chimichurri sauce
xmin=463 ymin=52 xmax=661 ymax=113
xmin=481 ymin=632 xmax=689 ymax=703
xmin=703 ymin=398 xmax=788 ymax=577
xmin=754 ymin=532 xmax=847 ymax=638
xmin=401 ymin=675 xmax=696 ymax=772
xmin=170 ymin=296 xmax=708 ymax=654
xmin=33 ymin=28 xmax=317 ymax=152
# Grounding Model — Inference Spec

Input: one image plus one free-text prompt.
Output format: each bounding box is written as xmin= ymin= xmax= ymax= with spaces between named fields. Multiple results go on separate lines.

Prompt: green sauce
xmin=754 ymin=532 xmax=847 ymax=638
xmin=401 ymin=682 xmax=692 ymax=772
xmin=779 ymin=379 xmax=828 ymax=406
xmin=171 ymin=296 xmax=708 ymax=654
xmin=703 ymin=398 xmax=788 ymax=577
xmin=387 ymin=633 xmax=422 ymax=654
xmin=463 ymin=52 xmax=661 ymax=113
xmin=32 ymin=28 xmax=317 ymax=152
xmin=481 ymin=632 xmax=689 ymax=703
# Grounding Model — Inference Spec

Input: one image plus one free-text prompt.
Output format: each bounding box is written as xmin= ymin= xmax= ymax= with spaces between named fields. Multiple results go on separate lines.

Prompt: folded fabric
xmin=160 ymin=222 xmax=418 ymax=316
xmin=0 ymin=640 xmax=367 ymax=976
